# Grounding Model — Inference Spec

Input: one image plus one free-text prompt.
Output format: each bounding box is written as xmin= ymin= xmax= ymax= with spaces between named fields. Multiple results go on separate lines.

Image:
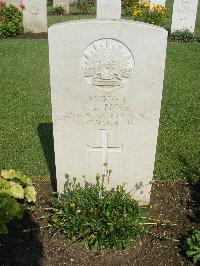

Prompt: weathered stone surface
xmin=139 ymin=0 xmax=150 ymax=4
xmin=5 ymin=0 xmax=21 ymax=7
xmin=53 ymin=0 xmax=69 ymax=13
xmin=23 ymin=0 xmax=47 ymax=33
xmin=171 ymin=0 xmax=199 ymax=33
xmin=150 ymin=0 xmax=166 ymax=6
xmin=97 ymin=0 xmax=121 ymax=19
xmin=49 ymin=20 xmax=168 ymax=205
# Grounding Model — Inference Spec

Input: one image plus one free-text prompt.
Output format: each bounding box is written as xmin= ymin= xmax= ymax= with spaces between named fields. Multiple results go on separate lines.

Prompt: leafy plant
xmin=170 ymin=30 xmax=199 ymax=43
xmin=183 ymin=230 xmax=200 ymax=263
xmin=0 ymin=193 xmax=24 ymax=234
xmin=0 ymin=169 xmax=37 ymax=234
xmin=0 ymin=2 xmax=23 ymax=37
xmin=47 ymin=0 xmax=53 ymax=6
xmin=0 ymin=169 xmax=37 ymax=202
xmin=126 ymin=1 xmax=169 ymax=26
xmin=122 ymin=0 xmax=138 ymax=16
xmin=48 ymin=173 xmax=146 ymax=250
xmin=76 ymin=0 xmax=95 ymax=14
xmin=51 ymin=6 xmax=65 ymax=15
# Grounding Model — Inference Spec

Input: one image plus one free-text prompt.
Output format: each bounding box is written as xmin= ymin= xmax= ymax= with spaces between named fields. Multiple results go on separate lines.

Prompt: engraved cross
xmin=87 ymin=129 xmax=123 ymax=175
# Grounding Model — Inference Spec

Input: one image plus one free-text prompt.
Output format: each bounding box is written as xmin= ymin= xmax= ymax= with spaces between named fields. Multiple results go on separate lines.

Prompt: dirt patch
xmin=0 ymin=32 xmax=48 ymax=40
xmin=47 ymin=13 xmax=69 ymax=16
xmin=47 ymin=13 xmax=94 ymax=16
xmin=0 ymin=180 xmax=199 ymax=266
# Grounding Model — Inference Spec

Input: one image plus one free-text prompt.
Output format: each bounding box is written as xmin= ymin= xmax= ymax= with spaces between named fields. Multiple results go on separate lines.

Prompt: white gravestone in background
xmin=49 ymin=20 xmax=168 ymax=205
xmin=53 ymin=0 xmax=69 ymax=14
xmin=171 ymin=0 xmax=199 ymax=33
xmin=23 ymin=0 xmax=47 ymax=33
xmin=139 ymin=0 xmax=150 ymax=4
xmin=97 ymin=0 xmax=121 ymax=19
xmin=150 ymin=0 xmax=166 ymax=7
xmin=6 ymin=0 xmax=21 ymax=7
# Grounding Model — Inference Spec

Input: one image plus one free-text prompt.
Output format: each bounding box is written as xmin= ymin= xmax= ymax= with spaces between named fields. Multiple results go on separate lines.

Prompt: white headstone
xmin=139 ymin=0 xmax=150 ymax=4
xmin=49 ymin=20 xmax=168 ymax=205
xmin=53 ymin=0 xmax=69 ymax=14
xmin=23 ymin=0 xmax=47 ymax=33
xmin=6 ymin=0 xmax=21 ymax=7
xmin=150 ymin=0 xmax=166 ymax=6
xmin=171 ymin=0 xmax=199 ymax=33
xmin=97 ymin=0 xmax=121 ymax=19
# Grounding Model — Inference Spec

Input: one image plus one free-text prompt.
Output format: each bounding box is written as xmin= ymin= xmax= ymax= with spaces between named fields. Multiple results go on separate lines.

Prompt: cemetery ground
xmin=0 ymin=4 xmax=200 ymax=266
xmin=0 ymin=41 xmax=200 ymax=265
xmin=0 ymin=178 xmax=199 ymax=265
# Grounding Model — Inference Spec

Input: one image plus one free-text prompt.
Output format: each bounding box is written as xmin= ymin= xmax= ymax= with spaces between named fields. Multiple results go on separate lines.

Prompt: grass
xmin=154 ymin=43 xmax=200 ymax=180
xmin=0 ymin=41 xmax=199 ymax=181
xmin=0 ymin=40 xmax=50 ymax=176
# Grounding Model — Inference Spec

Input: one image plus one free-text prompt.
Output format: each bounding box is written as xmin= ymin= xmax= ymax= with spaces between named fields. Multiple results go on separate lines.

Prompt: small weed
xmin=51 ymin=6 xmax=65 ymax=15
xmin=183 ymin=230 xmax=200 ymax=263
xmin=170 ymin=30 xmax=200 ymax=43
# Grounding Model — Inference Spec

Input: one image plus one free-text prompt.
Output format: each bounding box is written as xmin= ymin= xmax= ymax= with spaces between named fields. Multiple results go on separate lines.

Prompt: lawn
xmin=0 ymin=40 xmax=199 ymax=181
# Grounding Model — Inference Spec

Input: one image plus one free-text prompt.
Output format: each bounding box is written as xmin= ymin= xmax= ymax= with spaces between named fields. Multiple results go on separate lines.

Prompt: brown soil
xmin=47 ymin=13 xmax=94 ymax=16
xmin=47 ymin=13 xmax=69 ymax=16
xmin=0 ymin=180 xmax=200 ymax=266
xmin=0 ymin=32 xmax=48 ymax=40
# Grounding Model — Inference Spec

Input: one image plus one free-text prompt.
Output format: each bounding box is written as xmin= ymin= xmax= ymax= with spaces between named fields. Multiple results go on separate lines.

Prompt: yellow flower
xmin=96 ymin=172 xmax=100 ymax=178
xmin=90 ymin=208 xmax=97 ymax=213
xmin=96 ymin=172 xmax=101 ymax=181
xmin=143 ymin=2 xmax=150 ymax=8
xmin=133 ymin=9 xmax=142 ymax=16
xmin=70 ymin=202 xmax=76 ymax=208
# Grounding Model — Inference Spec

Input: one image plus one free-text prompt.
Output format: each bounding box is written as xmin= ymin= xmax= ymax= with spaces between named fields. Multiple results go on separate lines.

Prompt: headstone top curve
xmin=48 ymin=19 xmax=168 ymax=34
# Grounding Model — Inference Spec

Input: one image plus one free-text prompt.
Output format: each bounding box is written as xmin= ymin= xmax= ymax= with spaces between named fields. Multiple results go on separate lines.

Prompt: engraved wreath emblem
xmin=81 ymin=39 xmax=135 ymax=91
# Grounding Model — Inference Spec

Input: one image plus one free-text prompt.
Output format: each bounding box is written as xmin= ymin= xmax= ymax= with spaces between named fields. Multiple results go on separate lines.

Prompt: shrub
xmin=122 ymin=0 xmax=138 ymax=16
xmin=131 ymin=2 xmax=169 ymax=26
xmin=0 ymin=2 xmax=23 ymax=37
xmin=51 ymin=6 xmax=65 ymax=15
xmin=183 ymin=230 xmax=200 ymax=263
xmin=0 ymin=169 xmax=37 ymax=234
xmin=76 ymin=0 xmax=95 ymax=14
xmin=170 ymin=30 xmax=199 ymax=43
xmin=48 ymin=173 xmax=146 ymax=250
xmin=0 ymin=193 xmax=24 ymax=234
xmin=123 ymin=0 xmax=168 ymax=26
